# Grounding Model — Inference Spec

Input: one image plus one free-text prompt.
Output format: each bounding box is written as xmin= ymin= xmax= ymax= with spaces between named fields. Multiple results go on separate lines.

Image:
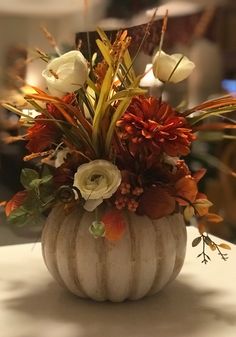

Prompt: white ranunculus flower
xmin=42 ymin=50 xmax=88 ymax=97
xmin=152 ymin=50 xmax=195 ymax=83
xmin=73 ymin=160 xmax=121 ymax=212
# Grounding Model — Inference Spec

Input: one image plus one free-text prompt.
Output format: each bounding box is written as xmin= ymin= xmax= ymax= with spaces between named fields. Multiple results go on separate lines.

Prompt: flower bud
xmin=152 ymin=50 xmax=195 ymax=83
xmin=42 ymin=50 xmax=88 ymax=97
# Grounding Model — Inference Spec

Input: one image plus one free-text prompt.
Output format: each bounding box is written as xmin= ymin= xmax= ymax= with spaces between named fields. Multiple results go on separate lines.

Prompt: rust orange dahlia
xmin=116 ymin=96 xmax=195 ymax=157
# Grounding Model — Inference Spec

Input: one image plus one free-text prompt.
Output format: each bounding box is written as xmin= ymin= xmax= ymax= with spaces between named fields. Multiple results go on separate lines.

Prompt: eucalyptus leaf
xmin=192 ymin=236 xmax=202 ymax=247
xmin=40 ymin=175 xmax=53 ymax=185
xmin=7 ymin=206 xmax=29 ymax=226
xmin=20 ymin=169 xmax=39 ymax=189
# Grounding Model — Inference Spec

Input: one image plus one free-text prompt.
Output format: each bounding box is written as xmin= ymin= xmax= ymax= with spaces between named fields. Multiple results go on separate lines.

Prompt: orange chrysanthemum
xmin=116 ymin=96 xmax=195 ymax=157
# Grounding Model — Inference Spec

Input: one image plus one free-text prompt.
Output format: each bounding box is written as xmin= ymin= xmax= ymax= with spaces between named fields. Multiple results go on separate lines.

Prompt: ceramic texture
xmin=41 ymin=206 xmax=187 ymax=302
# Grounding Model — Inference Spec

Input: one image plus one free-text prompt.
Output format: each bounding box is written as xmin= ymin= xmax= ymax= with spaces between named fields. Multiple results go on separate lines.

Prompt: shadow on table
xmin=4 ymin=276 xmax=236 ymax=337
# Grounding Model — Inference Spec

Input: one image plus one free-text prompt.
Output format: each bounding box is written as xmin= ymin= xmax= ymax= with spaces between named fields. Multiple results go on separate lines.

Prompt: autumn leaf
xmin=138 ymin=186 xmax=176 ymax=219
xmin=218 ymin=243 xmax=231 ymax=250
xmin=194 ymin=198 xmax=213 ymax=216
xmin=175 ymin=175 xmax=198 ymax=206
xmin=102 ymin=209 xmax=126 ymax=241
xmin=192 ymin=236 xmax=201 ymax=247
xmin=198 ymin=222 xmax=207 ymax=235
xmin=193 ymin=168 xmax=207 ymax=183
xmin=206 ymin=213 xmax=223 ymax=223
xmin=184 ymin=205 xmax=195 ymax=221
xmin=5 ymin=191 xmax=27 ymax=217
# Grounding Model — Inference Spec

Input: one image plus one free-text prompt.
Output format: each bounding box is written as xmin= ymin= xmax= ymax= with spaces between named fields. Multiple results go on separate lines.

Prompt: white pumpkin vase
xmin=41 ymin=206 xmax=187 ymax=302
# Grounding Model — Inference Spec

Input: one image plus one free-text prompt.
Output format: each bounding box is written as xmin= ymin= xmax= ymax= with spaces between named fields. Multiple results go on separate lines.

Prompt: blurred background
xmin=0 ymin=0 xmax=236 ymax=245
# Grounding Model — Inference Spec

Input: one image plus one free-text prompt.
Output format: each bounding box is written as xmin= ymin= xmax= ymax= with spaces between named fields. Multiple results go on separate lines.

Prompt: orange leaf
xmin=194 ymin=198 xmax=213 ymax=216
xmin=209 ymin=243 xmax=216 ymax=251
xmin=193 ymin=168 xmax=207 ymax=183
xmin=53 ymin=103 xmax=76 ymax=126
xmin=196 ymin=192 xmax=207 ymax=200
xmin=205 ymin=213 xmax=223 ymax=223
xmin=175 ymin=175 xmax=198 ymax=206
xmin=5 ymin=191 xmax=27 ymax=217
xmin=218 ymin=243 xmax=231 ymax=250
xmin=198 ymin=222 xmax=206 ymax=235
xmin=138 ymin=186 xmax=176 ymax=219
xmin=102 ymin=209 xmax=126 ymax=241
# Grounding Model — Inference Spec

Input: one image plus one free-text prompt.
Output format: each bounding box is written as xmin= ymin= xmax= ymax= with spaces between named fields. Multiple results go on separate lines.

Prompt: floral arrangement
xmin=1 ymin=20 xmax=235 ymax=263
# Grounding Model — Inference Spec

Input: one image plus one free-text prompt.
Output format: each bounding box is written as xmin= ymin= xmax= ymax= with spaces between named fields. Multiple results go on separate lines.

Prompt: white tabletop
xmin=0 ymin=227 xmax=236 ymax=337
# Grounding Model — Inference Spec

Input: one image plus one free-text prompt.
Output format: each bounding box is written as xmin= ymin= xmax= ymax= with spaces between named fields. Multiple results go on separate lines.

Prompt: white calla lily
xmin=42 ymin=50 xmax=88 ymax=97
xmin=152 ymin=50 xmax=195 ymax=83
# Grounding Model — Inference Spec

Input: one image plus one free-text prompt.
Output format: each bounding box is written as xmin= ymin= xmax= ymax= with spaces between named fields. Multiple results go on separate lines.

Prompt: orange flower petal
xmin=102 ymin=209 xmax=126 ymax=241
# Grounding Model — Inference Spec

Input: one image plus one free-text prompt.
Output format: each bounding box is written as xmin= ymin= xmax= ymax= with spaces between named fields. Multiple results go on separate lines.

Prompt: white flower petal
xmin=84 ymin=198 xmax=103 ymax=212
xmin=152 ymin=50 xmax=195 ymax=83
xmin=55 ymin=148 xmax=70 ymax=168
xmin=42 ymin=50 xmax=88 ymax=97
xmin=73 ymin=159 xmax=121 ymax=211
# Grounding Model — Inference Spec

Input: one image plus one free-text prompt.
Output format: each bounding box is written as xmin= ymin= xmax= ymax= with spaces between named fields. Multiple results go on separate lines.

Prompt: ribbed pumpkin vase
xmin=41 ymin=206 xmax=187 ymax=302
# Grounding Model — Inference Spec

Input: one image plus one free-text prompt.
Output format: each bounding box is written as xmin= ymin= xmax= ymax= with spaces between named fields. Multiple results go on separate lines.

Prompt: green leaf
xmin=20 ymin=169 xmax=39 ymax=189
xmin=92 ymin=67 xmax=113 ymax=145
xmin=204 ymin=236 xmax=212 ymax=246
xmin=123 ymin=50 xmax=136 ymax=81
xmin=192 ymin=236 xmax=202 ymax=247
xmin=40 ymin=175 xmax=53 ymax=185
xmin=96 ymin=27 xmax=112 ymax=48
xmin=29 ymin=179 xmax=42 ymax=189
xmin=7 ymin=206 xmax=29 ymax=226
xmin=29 ymin=176 xmax=52 ymax=190
xmin=105 ymin=96 xmax=133 ymax=152
xmin=89 ymin=221 xmax=105 ymax=239
xmin=106 ymin=87 xmax=146 ymax=106
xmin=96 ymin=39 xmax=112 ymax=66
xmin=87 ymin=77 xmax=99 ymax=95
xmin=41 ymin=165 xmax=52 ymax=177
xmin=190 ymin=106 xmax=236 ymax=125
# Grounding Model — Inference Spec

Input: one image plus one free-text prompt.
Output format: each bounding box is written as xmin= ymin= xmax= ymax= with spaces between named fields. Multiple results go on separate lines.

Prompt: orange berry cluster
xmin=115 ymin=182 xmax=143 ymax=212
